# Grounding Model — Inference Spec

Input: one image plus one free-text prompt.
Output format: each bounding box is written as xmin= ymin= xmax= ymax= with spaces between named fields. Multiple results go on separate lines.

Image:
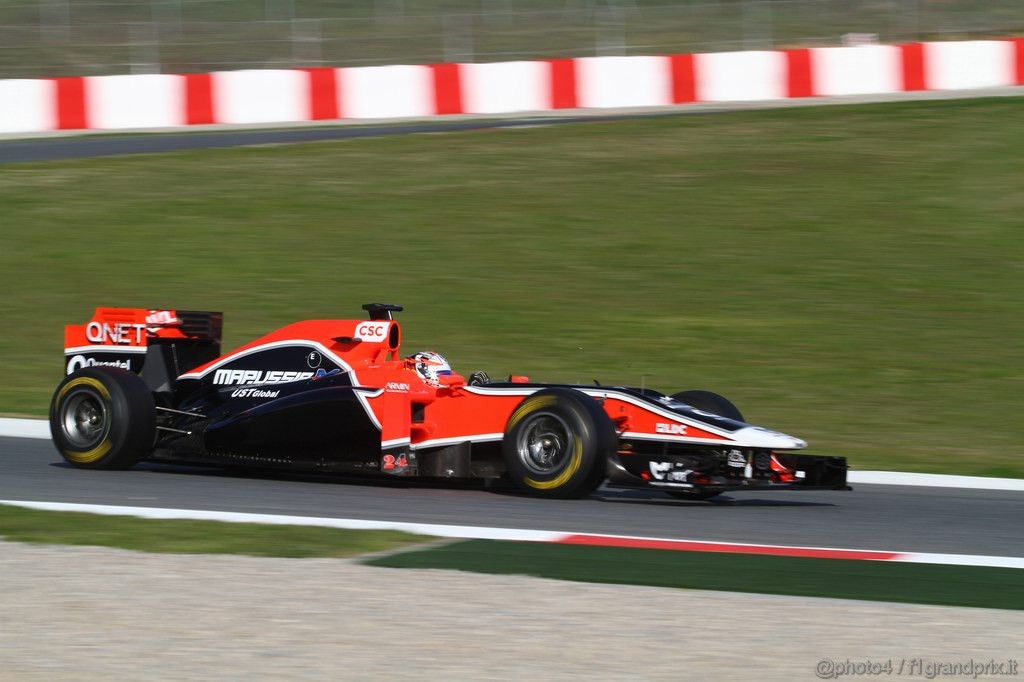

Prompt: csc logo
xmin=356 ymin=322 xmax=389 ymax=340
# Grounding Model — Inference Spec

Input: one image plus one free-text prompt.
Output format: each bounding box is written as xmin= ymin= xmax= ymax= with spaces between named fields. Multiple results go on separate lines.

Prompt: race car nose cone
xmin=732 ymin=426 xmax=807 ymax=450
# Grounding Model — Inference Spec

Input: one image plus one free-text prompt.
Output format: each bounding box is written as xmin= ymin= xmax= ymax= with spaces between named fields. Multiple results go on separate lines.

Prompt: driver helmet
xmin=407 ymin=351 xmax=453 ymax=388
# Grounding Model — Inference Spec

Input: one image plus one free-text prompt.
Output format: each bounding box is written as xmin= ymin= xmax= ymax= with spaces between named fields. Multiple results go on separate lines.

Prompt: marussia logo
xmin=655 ymin=423 xmax=687 ymax=435
xmin=214 ymin=369 xmax=314 ymax=385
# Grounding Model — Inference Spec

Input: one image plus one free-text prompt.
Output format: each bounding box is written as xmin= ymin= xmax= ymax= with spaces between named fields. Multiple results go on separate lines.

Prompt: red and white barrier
xmin=2 ymin=39 xmax=1023 ymax=134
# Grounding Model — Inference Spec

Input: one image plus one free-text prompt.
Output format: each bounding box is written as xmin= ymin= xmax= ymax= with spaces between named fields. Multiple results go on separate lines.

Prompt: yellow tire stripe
xmin=524 ymin=435 xmax=584 ymax=490
xmin=506 ymin=395 xmax=556 ymax=431
xmin=58 ymin=376 xmax=111 ymax=402
xmin=57 ymin=377 xmax=113 ymax=464
xmin=63 ymin=438 xmax=113 ymax=464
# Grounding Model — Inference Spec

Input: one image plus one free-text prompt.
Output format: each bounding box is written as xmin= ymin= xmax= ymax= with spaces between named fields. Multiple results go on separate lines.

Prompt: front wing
xmin=606 ymin=449 xmax=850 ymax=494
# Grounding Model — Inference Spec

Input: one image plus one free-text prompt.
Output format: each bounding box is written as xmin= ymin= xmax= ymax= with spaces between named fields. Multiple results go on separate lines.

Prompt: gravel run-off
xmin=0 ymin=541 xmax=1021 ymax=681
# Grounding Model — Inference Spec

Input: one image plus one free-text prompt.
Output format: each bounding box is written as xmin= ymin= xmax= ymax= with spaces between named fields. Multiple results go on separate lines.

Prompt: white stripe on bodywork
xmin=410 ymin=433 xmax=505 ymax=450
xmin=461 ymin=386 xmax=538 ymax=397
xmin=621 ymin=431 xmax=734 ymax=446
xmin=64 ymin=345 xmax=148 ymax=354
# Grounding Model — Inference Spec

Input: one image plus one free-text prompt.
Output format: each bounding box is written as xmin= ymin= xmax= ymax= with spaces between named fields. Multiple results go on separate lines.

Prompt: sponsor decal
xmin=355 ymin=321 xmax=389 ymax=341
xmin=85 ymin=321 xmax=146 ymax=345
xmin=383 ymin=453 xmax=411 ymax=471
xmin=649 ymin=461 xmax=672 ymax=481
xmin=312 ymin=368 xmax=341 ymax=380
xmin=213 ymin=369 xmax=314 ymax=385
xmin=306 ymin=351 xmax=322 ymax=369
xmin=385 ymin=382 xmax=410 ymax=392
xmin=145 ymin=310 xmax=179 ymax=325
xmin=727 ymin=450 xmax=747 ymax=468
xmin=650 ymin=461 xmax=695 ymax=482
xmin=655 ymin=422 xmax=687 ymax=435
xmin=66 ymin=355 xmax=132 ymax=374
xmin=229 ymin=388 xmax=280 ymax=399
xmin=667 ymin=469 xmax=692 ymax=483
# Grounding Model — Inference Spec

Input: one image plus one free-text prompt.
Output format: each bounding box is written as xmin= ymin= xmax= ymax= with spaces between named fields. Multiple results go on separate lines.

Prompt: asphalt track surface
xmin=3 ymin=437 xmax=1022 ymax=557
xmin=0 ymin=113 xmax=669 ymax=164
xmin=3 ymin=89 xmax=1023 ymax=165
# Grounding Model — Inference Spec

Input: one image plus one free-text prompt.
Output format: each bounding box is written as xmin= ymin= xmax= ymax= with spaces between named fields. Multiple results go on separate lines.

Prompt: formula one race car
xmin=50 ymin=304 xmax=849 ymax=500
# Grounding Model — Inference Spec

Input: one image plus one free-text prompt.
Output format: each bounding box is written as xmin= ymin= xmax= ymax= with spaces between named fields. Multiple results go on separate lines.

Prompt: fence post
xmin=152 ymin=0 xmax=181 ymax=34
xmin=265 ymin=0 xmax=294 ymax=21
xmin=442 ymin=13 xmax=473 ymax=63
xmin=595 ymin=4 xmax=626 ymax=56
xmin=38 ymin=0 xmax=70 ymax=43
xmin=292 ymin=18 xmax=323 ymax=67
xmin=129 ymin=22 xmax=161 ymax=74
xmin=374 ymin=0 xmax=405 ymax=27
xmin=741 ymin=0 xmax=772 ymax=50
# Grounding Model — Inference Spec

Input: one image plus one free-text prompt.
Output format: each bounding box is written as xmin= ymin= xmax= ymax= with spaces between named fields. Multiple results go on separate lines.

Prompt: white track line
xmin=847 ymin=471 xmax=1024 ymax=491
xmin=3 ymin=417 xmax=1022 ymax=491
xmin=0 ymin=418 xmax=50 ymax=439
xmin=2 ymin=499 xmax=1023 ymax=569
xmin=0 ymin=500 xmax=565 ymax=542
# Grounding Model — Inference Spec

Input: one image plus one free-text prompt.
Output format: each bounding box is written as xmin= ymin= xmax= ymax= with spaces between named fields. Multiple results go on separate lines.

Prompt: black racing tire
xmin=670 ymin=389 xmax=745 ymax=422
xmin=49 ymin=367 xmax=156 ymax=470
xmin=502 ymin=388 xmax=616 ymax=499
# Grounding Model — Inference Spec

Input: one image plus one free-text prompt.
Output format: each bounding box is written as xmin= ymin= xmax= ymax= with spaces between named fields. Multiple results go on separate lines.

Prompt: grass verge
xmin=367 ymin=539 xmax=1024 ymax=611
xmin=0 ymin=504 xmax=429 ymax=558
xmin=1 ymin=97 xmax=1022 ymax=475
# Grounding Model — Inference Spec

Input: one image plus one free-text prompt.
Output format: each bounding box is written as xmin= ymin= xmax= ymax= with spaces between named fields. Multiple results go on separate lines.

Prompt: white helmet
xmin=407 ymin=351 xmax=453 ymax=388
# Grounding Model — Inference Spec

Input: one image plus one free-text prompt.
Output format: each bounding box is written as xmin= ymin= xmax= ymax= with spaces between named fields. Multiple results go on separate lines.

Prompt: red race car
xmin=50 ymin=303 xmax=849 ymax=500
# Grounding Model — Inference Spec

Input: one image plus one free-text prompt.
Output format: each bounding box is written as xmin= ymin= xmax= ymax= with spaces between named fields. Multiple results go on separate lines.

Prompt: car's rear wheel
xmin=502 ymin=388 xmax=616 ymax=499
xmin=50 ymin=367 xmax=155 ymax=470
xmin=670 ymin=389 xmax=744 ymax=422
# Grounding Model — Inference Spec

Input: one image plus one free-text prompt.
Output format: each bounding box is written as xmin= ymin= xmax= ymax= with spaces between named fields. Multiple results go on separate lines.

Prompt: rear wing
xmin=64 ymin=308 xmax=223 ymax=383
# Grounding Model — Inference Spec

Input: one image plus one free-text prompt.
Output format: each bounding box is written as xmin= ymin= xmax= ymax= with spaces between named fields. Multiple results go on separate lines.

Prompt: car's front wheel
xmin=502 ymin=388 xmax=616 ymax=499
xmin=49 ymin=367 xmax=155 ymax=470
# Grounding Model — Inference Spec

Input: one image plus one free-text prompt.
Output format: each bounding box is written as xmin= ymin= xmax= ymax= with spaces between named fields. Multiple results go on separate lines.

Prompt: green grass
xmin=0 ymin=503 xmax=429 ymax=558
xmin=368 ymin=539 xmax=1024 ymax=610
xmin=1 ymin=97 xmax=1022 ymax=475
